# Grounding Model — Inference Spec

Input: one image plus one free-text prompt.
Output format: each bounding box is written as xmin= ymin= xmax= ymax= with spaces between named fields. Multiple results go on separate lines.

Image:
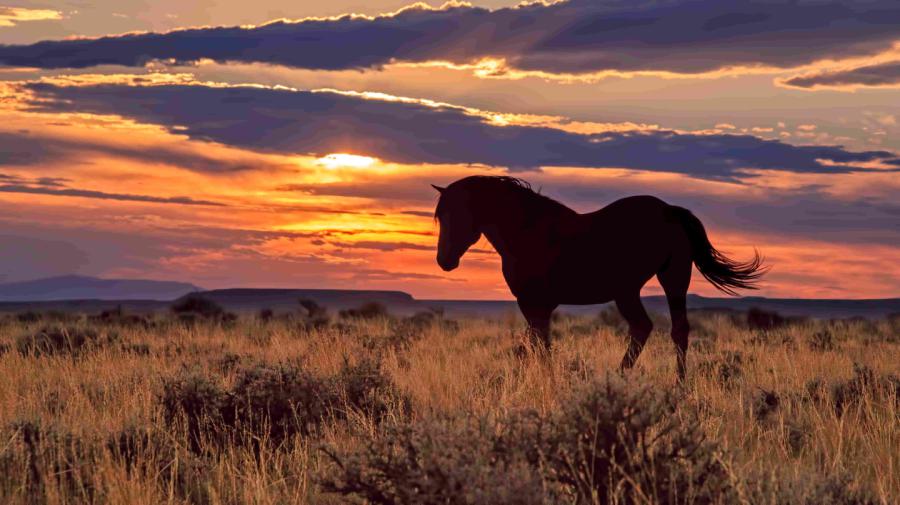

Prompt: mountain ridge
xmin=0 ymin=277 xmax=895 ymax=318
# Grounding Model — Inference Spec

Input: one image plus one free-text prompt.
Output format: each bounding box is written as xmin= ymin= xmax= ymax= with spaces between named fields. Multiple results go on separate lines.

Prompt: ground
xmin=0 ymin=305 xmax=897 ymax=504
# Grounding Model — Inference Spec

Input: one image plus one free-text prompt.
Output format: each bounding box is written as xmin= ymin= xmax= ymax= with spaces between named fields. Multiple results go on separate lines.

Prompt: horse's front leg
xmin=517 ymin=300 xmax=557 ymax=353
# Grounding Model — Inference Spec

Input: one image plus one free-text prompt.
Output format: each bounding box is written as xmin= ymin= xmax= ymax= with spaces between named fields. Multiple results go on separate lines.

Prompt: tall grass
xmin=0 ymin=309 xmax=897 ymax=504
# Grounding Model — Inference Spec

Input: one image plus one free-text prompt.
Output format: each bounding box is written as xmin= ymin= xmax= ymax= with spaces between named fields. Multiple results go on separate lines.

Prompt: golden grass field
xmin=0 ymin=304 xmax=897 ymax=504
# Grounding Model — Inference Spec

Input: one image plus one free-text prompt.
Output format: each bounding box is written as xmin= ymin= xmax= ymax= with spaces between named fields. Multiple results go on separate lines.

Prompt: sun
xmin=316 ymin=153 xmax=378 ymax=169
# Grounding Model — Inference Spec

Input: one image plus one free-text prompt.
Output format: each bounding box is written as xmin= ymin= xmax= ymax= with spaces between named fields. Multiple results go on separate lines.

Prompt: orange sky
xmin=0 ymin=2 xmax=897 ymax=299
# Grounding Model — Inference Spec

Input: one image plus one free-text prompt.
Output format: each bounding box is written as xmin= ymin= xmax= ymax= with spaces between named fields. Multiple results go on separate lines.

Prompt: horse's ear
xmin=431 ymin=184 xmax=445 ymax=194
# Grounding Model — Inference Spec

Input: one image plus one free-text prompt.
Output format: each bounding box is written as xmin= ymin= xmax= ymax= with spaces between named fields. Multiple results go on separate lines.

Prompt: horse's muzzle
xmin=437 ymin=256 xmax=459 ymax=272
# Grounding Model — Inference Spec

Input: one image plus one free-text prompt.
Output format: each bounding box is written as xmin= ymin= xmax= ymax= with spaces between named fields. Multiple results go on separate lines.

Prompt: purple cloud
xmin=0 ymin=1 xmax=898 ymax=76
xmin=22 ymin=81 xmax=898 ymax=180
xmin=783 ymin=61 xmax=900 ymax=89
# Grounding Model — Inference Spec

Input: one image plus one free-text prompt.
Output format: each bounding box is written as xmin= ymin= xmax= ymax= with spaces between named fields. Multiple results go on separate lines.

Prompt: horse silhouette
xmin=432 ymin=176 xmax=766 ymax=381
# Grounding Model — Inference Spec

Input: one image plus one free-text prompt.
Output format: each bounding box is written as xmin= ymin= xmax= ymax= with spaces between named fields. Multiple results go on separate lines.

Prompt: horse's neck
xmin=478 ymin=194 xmax=560 ymax=258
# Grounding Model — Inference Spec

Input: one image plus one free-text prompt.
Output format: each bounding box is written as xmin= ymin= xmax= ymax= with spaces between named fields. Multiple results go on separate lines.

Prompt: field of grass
xmin=0 ymin=302 xmax=897 ymax=504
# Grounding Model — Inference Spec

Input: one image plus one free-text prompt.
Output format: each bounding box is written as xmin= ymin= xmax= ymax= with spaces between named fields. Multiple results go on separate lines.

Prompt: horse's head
xmin=432 ymin=183 xmax=481 ymax=272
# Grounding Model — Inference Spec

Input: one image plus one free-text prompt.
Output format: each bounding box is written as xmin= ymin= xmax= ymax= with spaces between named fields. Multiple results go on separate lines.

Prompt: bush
xmin=87 ymin=307 xmax=154 ymax=328
xmin=257 ymin=308 xmax=274 ymax=322
xmin=227 ymin=363 xmax=336 ymax=442
xmin=322 ymin=417 xmax=554 ymax=505
xmin=1 ymin=420 xmax=100 ymax=502
xmin=545 ymin=377 xmax=733 ymax=504
xmin=160 ymin=359 xmax=407 ymax=449
xmin=746 ymin=307 xmax=786 ymax=331
xmin=335 ymin=358 xmax=409 ymax=422
xmin=15 ymin=325 xmax=119 ymax=357
xmin=340 ymin=302 xmax=389 ymax=320
xmin=171 ymin=295 xmax=236 ymax=326
xmin=108 ymin=425 xmax=211 ymax=503
xmin=16 ymin=310 xmax=42 ymax=323
xmin=697 ymin=351 xmax=748 ymax=385
xmin=322 ymin=375 xmax=735 ymax=505
xmin=807 ymin=363 xmax=900 ymax=416
xmin=596 ymin=306 xmax=627 ymax=333
xmin=807 ymin=328 xmax=837 ymax=352
xmin=751 ymin=389 xmax=780 ymax=421
xmin=159 ymin=369 xmax=229 ymax=450
xmin=172 ymin=296 xmax=223 ymax=318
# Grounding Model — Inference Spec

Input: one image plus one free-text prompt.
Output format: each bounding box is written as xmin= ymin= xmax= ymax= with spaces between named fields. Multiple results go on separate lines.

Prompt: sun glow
xmin=316 ymin=153 xmax=377 ymax=169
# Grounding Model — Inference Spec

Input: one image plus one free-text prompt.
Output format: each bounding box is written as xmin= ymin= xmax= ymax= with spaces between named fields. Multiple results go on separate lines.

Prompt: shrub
xmin=747 ymin=470 xmax=880 ymax=505
xmin=807 ymin=363 xmax=900 ymax=416
xmin=160 ymin=369 xmax=229 ymax=450
xmin=1 ymin=420 xmax=100 ymax=502
xmin=87 ymin=307 xmax=154 ymax=328
xmin=108 ymin=425 xmax=211 ymax=503
xmin=746 ymin=308 xmax=786 ymax=331
xmin=226 ymin=362 xmax=337 ymax=442
xmin=298 ymin=299 xmax=330 ymax=329
xmin=334 ymin=358 xmax=409 ymax=422
xmin=697 ymin=351 xmax=747 ymax=385
xmin=340 ymin=302 xmax=389 ymax=320
xmin=321 ymin=417 xmax=554 ymax=505
xmin=322 ymin=375 xmax=735 ymax=505
xmin=172 ymin=295 xmax=224 ymax=318
xmin=257 ymin=308 xmax=274 ymax=322
xmin=171 ymin=295 xmax=236 ymax=326
xmin=751 ymin=389 xmax=780 ymax=421
xmin=160 ymin=359 xmax=407 ymax=449
xmin=16 ymin=310 xmax=42 ymax=323
xmin=545 ymin=376 xmax=733 ymax=504
xmin=15 ymin=325 xmax=119 ymax=357
xmin=807 ymin=328 xmax=837 ymax=352
xmin=596 ymin=306 xmax=627 ymax=333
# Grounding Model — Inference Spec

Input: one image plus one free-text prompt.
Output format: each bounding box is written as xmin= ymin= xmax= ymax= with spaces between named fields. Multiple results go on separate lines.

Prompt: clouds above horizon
xmin=1 ymin=0 xmax=898 ymax=78
xmin=783 ymin=60 xmax=900 ymax=90
xmin=20 ymin=80 xmax=898 ymax=180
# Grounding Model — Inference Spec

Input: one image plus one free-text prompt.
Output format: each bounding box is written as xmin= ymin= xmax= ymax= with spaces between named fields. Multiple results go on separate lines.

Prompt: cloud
xmin=0 ymin=128 xmax=283 ymax=173
xmin=1 ymin=1 xmax=898 ymax=77
xmin=782 ymin=60 xmax=900 ymax=90
xmin=22 ymin=80 xmax=899 ymax=180
xmin=0 ymin=7 xmax=62 ymax=28
xmin=0 ymin=171 xmax=224 ymax=206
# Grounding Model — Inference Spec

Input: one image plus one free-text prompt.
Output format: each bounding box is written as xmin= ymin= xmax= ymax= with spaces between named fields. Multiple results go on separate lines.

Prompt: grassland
xmin=0 ymin=303 xmax=897 ymax=504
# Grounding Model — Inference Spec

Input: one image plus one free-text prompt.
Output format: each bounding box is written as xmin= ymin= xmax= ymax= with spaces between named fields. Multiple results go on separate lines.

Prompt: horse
xmin=432 ymin=176 xmax=766 ymax=381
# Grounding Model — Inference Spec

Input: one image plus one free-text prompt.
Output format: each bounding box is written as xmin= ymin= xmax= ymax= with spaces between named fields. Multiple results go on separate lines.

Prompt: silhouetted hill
xmin=0 ymin=275 xmax=200 ymax=302
xmin=0 ymin=283 xmax=895 ymax=319
xmin=177 ymin=288 xmax=418 ymax=313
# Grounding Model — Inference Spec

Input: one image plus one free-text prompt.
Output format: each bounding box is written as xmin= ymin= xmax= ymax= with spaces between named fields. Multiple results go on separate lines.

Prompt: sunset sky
xmin=0 ymin=0 xmax=898 ymax=300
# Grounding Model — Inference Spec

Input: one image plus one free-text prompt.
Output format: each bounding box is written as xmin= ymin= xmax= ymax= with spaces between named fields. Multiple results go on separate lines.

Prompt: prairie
xmin=0 ymin=304 xmax=897 ymax=504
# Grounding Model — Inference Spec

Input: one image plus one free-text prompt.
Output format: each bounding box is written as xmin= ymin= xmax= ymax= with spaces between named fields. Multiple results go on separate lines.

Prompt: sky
xmin=0 ymin=0 xmax=898 ymax=300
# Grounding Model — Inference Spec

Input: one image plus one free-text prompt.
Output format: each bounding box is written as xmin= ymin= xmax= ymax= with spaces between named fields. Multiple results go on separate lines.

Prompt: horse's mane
xmin=457 ymin=175 xmax=572 ymax=214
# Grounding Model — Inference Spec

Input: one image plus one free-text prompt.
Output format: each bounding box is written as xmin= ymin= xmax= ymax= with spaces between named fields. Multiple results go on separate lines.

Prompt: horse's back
xmin=551 ymin=195 xmax=686 ymax=303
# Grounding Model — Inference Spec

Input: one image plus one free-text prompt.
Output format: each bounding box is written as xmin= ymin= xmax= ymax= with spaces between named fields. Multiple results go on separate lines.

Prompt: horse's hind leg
xmin=658 ymin=256 xmax=692 ymax=382
xmin=616 ymin=292 xmax=653 ymax=373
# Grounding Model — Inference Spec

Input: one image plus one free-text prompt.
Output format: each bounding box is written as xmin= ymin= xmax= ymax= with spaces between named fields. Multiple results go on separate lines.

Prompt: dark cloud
xmin=783 ymin=61 xmax=900 ymax=89
xmin=0 ymin=172 xmax=225 ymax=206
xmin=0 ymin=183 xmax=226 ymax=206
xmin=1 ymin=1 xmax=898 ymax=76
xmin=24 ymin=82 xmax=898 ymax=180
xmin=0 ymin=129 xmax=283 ymax=173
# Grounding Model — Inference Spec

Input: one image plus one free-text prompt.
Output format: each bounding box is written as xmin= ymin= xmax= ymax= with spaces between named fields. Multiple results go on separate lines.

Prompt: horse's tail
xmin=670 ymin=206 xmax=767 ymax=296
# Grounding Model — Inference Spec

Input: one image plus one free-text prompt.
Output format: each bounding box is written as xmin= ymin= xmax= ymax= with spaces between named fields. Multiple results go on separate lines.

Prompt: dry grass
xmin=0 ymin=308 xmax=897 ymax=504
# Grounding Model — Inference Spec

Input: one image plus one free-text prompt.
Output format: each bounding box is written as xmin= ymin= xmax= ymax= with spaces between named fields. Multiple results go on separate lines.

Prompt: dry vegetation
xmin=0 ymin=301 xmax=898 ymax=504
